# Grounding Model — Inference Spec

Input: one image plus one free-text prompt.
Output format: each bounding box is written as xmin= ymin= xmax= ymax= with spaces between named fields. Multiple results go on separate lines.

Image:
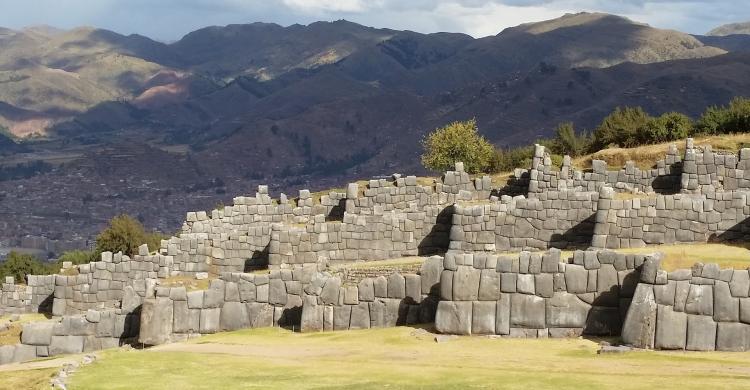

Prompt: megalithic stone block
xmin=621 ymin=283 xmax=657 ymax=348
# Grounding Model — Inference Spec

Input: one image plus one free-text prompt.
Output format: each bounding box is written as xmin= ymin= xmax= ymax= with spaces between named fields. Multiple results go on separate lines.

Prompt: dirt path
xmin=0 ymin=354 xmax=81 ymax=372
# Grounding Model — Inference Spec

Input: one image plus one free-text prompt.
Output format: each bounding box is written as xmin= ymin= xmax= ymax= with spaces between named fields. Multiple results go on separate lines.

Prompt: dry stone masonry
xmin=5 ymin=137 xmax=750 ymax=365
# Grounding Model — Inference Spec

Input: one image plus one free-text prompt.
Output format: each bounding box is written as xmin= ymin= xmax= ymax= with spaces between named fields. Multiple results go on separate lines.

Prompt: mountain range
xmin=1 ymin=12 xmax=750 ymax=253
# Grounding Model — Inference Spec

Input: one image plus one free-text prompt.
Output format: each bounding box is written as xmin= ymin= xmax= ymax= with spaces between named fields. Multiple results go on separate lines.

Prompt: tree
xmin=421 ymin=119 xmax=495 ymax=174
xmin=697 ymin=97 xmax=750 ymax=134
xmin=95 ymin=214 xmax=162 ymax=257
xmin=642 ymin=112 xmax=694 ymax=144
xmin=551 ymin=122 xmax=590 ymax=157
xmin=0 ymin=252 xmax=52 ymax=283
xmin=56 ymin=250 xmax=96 ymax=266
xmin=593 ymin=106 xmax=651 ymax=149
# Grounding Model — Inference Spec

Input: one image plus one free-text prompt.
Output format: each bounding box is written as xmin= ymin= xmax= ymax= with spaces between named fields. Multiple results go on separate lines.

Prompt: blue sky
xmin=0 ymin=0 xmax=747 ymax=41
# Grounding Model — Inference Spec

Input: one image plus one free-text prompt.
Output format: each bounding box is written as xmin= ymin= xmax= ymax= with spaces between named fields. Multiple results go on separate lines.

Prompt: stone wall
xmin=0 ymin=275 xmax=55 ymax=315
xmin=52 ymin=250 xmax=164 ymax=316
xmin=268 ymin=207 xmax=450 ymax=268
xmin=592 ymin=187 xmax=750 ymax=249
xmin=622 ymin=257 xmax=750 ymax=351
xmin=0 ymin=305 xmax=141 ymax=364
xmin=299 ymin=257 xmax=443 ymax=332
xmin=448 ymin=190 xmax=598 ymax=253
xmin=137 ymin=264 xmax=322 ymax=345
xmin=434 ymin=249 xmax=647 ymax=337
xmin=528 ymin=144 xmax=682 ymax=196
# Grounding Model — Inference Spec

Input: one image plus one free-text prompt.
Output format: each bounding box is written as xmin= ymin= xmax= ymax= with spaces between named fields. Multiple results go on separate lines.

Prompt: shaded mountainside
xmin=2 ymin=13 xmax=750 ymax=250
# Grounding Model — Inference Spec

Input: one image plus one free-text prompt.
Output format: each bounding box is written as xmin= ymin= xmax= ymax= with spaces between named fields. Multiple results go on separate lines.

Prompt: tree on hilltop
xmin=95 ymin=214 xmax=165 ymax=257
xmin=421 ymin=119 xmax=494 ymax=174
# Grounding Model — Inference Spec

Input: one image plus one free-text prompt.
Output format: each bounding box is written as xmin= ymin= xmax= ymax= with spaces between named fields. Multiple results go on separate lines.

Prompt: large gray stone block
xmin=496 ymin=294 xmax=510 ymax=335
xmin=21 ymin=321 xmax=55 ymax=346
xmin=621 ymin=284 xmax=656 ymax=348
xmin=686 ymin=315 xmax=716 ymax=351
xmin=655 ymin=305 xmax=687 ymax=350
xmin=220 ymin=301 xmax=249 ymax=331
xmin=545 ymin=292 xmax=590 ymax=328
xmin=320 ymin=277 xmax=341 ymax=305
xmin=510 ymin=294 xmax=545 ymax=329
xmin=478 ymin=269 xmax=501 ymax=301
xmin=730 ymin=270 xmax=750 ymax=298
xmin=358 ymin=279 xmax=374 ymax=302
xmin=199 ymin=308 xmax=221 ymax=334
xmin=716 ymin=322 xmax=750 ymax=351
xmin=138 ymin=297 xmax=173 ymax=345
xmin=333 ymin=305 xmax=352 ymax=331
xmin=420 ymin=256 xmax=443 ymax=295
xmin=564 ymin=264 xmax=587 ymax=294
xmin=535 ymin=274 xmax=553 ymax=298
xmin=713 ymin=281 xmax=739 ymax=322
xmin=387 ymin=273 xmax=406 ymax=299
xmin=300 ymin=295 xmax=323 ymax=332
xmin=435 ymin=301 xmax=472 ymax=335
xmin=452 ymin=266 xmax=480 ymax=301
xmin=269 ymin=279 xmax=288 ymax=306
xmin=350 ymin=303 xmax=370 ymax=329
xmin=472 ymin=301 xmax=496 ymax=335
xmin=49 ymin=335 xmax=85 ymax=356
xmin=685 ymin=284 xmax=713 ymax=316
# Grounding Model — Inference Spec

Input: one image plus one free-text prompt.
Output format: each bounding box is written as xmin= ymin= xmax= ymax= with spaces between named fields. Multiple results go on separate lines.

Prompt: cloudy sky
xmin=0 ymin=0 xmax=747 ymax=41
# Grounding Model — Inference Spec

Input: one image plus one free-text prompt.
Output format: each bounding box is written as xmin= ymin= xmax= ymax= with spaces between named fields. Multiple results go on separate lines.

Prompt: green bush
xmin=550 ymin=122 xmax=591 ymax=157
xmin=421 ymin=119 xmax=495 ymax=174
xmin=642 ymin=112 xmax=694 ymax=144
xmin=56 ymin=250 xmax=97 ymax=266
xmin=0 ymin=252 xmax=55 ymax=283
xmin=95 ymin=214 xmax=164 ymax=257
xmin=697 ymin=97 xmax=750 ymax=134
xmin=489 ymin=145 xmax=535 ymax=173
xmin=593 ymin=106 xmax=651 ymax=149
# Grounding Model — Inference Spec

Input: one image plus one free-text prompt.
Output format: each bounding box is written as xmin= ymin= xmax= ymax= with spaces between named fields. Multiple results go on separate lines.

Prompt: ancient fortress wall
xmin=449 ymin=190 xmax=598 ymax=252
xmin=433 ymin=250 xmax=645 ymax=337
xmin=0 ymin=275 xmax=54 ymax=314
xmin=6 ymin=138 xmax=750 ymax=365
xmin=623 ymin=257 xmax=750 ymax=351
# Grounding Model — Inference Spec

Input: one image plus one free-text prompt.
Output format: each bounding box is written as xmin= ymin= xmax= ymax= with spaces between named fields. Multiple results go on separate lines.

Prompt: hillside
xmin=708 ymin=21 xmax=750 ymax=36
xmin=1 ymin=13 xmax=750 ymax=253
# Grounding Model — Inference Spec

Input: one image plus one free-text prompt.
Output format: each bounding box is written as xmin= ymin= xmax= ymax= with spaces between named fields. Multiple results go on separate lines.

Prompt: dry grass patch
xmin=574 ymin=134 xmax=750 ymax=171
xmin=615 ymin=243 xmax=750 ymax=271
xmin=0 ymin=367 xmax=58 ymax=390
xmin=159 ymin=276 xmax=212 ymax=292
xmin=330 ymin=256 xmax=428 ymax=272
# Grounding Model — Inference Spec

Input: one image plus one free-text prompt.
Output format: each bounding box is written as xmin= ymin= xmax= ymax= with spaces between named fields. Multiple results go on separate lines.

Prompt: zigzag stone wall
xmin=449 ymin=190 xmax=598 ymax=252
xmin=622 ymin=257 xmax=750 ymax=351
xmin=0 ymin=275 xmax=54 ymax=315
xmin=434 ymin=250 xmax=646 ymax=337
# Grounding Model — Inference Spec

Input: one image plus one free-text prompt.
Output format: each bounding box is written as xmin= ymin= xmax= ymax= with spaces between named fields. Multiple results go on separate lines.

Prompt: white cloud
xmin=281 ymin=0 xmax=378 ymax=14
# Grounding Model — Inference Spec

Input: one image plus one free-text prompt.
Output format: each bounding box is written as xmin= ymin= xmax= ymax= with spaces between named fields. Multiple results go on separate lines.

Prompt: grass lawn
xmin=60 ymin=327 xmax=750 ymax=389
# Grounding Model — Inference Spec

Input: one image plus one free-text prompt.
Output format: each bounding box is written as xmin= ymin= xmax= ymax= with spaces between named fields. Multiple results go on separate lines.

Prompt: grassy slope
xmin=62 ymin=327 xmax=750 ymax=389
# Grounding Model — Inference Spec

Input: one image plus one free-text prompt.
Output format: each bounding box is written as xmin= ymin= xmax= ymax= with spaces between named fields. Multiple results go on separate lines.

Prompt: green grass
xmin=62 ymin=327 xmax=750 ymax=389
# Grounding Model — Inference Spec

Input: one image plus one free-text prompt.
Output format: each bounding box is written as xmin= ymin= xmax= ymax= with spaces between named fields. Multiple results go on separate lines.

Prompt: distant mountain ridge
xmin=708 ymin=21 xmax=750 ymax=36
xmin=1 ymin=12 xmax=750 ymax=253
